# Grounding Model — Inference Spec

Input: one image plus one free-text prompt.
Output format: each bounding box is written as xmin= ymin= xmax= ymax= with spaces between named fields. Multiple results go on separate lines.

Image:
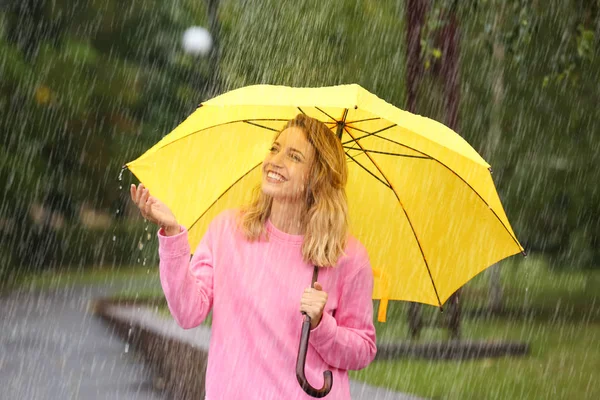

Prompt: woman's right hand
xmin=130 ymin=183 xmax=180 ymax=236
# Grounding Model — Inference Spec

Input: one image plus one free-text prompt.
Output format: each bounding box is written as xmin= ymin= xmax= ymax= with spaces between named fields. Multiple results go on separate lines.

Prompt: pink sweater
xmin=157 ymin=210 xmax=377 ymax=399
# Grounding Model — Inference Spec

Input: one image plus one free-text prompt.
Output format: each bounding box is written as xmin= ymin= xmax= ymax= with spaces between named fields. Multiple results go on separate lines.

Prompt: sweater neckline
xmin=266 ymin=219 xmax=304 ymax=246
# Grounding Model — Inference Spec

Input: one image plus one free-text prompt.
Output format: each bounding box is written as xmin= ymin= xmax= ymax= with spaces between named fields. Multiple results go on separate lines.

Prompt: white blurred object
xmin=182 ymin=26 xmax=213 ymax=56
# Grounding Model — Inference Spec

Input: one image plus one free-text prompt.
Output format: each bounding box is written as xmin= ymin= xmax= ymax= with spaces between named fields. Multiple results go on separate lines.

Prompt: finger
xmin=301 ymin=293 xmax=315 ymax=302
xmin=139 ymin=195 xmax=149 ymax=217
xmin=140 ymin=184 xmax=148 ymax=201
xmin=314 ymin=282 xmax=323 ymax=291
xmin=146 ymin=197 xmax=156 ymax=208
xmin=300 ymin=298 xmax=311 ymax=306
xmin=144 ymin=196 xmax=152 ymax=215
xmin=139 ymin=188 xmax=149 ymax=208
xmin=134 ymin=184 xmax=141 ymax=203
xmin=133 ymin=184 xmax=139 ymax=203
xmin=300 ymin=304 xmax=315 ymax=315
xmin=130 ymin=184 xmax=136 ymax=201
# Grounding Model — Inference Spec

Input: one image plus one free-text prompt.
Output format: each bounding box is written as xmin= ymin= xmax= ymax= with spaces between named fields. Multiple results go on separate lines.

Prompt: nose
xmin=269 ymin=150 xmax=285 ymax=167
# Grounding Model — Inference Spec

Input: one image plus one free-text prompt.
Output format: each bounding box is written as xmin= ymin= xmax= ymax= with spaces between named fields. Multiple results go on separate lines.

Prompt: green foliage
xmin=0 ymin=0 xmax=212 ymax=279
xmin=0 ymin=0 xmax=598 ymax=280
xmin=415 ymin=0 xmax=600 ymax=268
xmin=218 ymin=0 xmax=406 ymax=105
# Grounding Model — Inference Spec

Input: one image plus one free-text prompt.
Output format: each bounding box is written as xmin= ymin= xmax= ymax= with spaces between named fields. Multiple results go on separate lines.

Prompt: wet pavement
xmin=105 ymin=305 xmax=426 ymax=400
xmin=0 ymin=285 xmax=163 ymax=400
xmin=1 ymin=284 xmax=424 ymax=400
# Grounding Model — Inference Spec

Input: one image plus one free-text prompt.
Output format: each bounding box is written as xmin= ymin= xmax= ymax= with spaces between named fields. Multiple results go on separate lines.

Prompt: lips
xmin=266 ymin=170 xmax=287 ymax=182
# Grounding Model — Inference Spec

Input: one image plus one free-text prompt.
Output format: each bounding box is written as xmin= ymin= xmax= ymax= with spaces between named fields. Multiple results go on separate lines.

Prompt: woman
xmin=130 ymin=114 xmax=377 ymax=399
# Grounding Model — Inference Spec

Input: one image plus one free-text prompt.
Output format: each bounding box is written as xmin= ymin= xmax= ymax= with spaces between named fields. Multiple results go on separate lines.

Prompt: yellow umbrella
xmin=126 ymin=84 xmax=525 ymax=397
xmin=126 ymin=83 xmax=524 ymax=318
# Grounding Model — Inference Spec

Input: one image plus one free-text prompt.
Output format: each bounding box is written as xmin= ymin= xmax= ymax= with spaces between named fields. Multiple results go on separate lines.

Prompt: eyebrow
xmin=273 ymin=142 xmax=306 ymax=159
xmin=289 ymin=148 xmax=305 ymax=158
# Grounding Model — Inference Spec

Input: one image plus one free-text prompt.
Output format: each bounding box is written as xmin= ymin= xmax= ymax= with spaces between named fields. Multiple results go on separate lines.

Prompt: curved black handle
xmin=296 ymin=313 xmax=333 ymax=398
xmin=295 ymin=266 xmax=333 ymax=398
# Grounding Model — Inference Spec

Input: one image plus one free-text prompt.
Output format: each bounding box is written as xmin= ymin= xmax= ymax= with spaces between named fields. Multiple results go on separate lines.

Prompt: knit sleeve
xmin=308 ymin=257 xmax=377 ymax=370
xmin=157 ymin=222 xmax=216 ymax=329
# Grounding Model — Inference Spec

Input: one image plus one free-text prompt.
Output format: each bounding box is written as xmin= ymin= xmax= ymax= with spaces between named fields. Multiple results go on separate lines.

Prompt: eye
xmin=289 ymin=153 xmax=302 ymax=162
xmin=269 ymin=146 xmax=278 ymax=153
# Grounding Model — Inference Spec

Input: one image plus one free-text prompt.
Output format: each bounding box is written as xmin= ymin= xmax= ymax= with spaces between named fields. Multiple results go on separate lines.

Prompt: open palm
xmin=130 ymin=183 xmax=178 ymax=229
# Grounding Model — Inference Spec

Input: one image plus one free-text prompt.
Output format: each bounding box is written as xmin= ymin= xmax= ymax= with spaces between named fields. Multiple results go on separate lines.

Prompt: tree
xmin=0 ymin=0 xmax=214 ymax=278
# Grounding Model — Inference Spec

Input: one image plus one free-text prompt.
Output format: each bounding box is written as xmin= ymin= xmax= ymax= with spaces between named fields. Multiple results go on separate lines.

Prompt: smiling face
xmin=261 ymin=126 xmax=316 ymax=203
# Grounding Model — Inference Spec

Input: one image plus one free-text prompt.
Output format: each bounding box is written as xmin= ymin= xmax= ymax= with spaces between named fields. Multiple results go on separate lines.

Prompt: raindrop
xmin=112 ymin=235 xmax=116 ymax=242
xmin=125 ymin=327 xmax=132 ymax=353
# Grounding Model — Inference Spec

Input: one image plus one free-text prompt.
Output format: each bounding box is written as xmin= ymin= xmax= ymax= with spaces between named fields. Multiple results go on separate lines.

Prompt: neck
xmin=269 ymin=198 xmax=306 ymax=235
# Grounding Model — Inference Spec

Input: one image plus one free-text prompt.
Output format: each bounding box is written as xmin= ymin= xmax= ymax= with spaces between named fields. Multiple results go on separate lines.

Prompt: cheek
xmin=301 ymin=168 xmax=313 ymax=185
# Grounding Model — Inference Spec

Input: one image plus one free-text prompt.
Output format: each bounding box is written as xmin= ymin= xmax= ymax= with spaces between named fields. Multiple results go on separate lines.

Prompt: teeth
xmin=267 ymin=171 xmax=286 ymax=182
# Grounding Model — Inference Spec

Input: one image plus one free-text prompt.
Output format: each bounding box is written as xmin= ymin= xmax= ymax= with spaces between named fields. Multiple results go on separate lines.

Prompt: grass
xmin=350 ymin=317 xmax=599 ymax=399
xmin=349 ymin=255 xmax=600 ymax=399
xmin=11 ymin=255 xmax=600 ymax=399
xmin=21 ymin=264 xmax=163 ymax=297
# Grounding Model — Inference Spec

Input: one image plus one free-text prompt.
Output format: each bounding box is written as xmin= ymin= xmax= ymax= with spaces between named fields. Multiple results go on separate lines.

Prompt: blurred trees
xmin=0 ymin=0 xmax=598 ymax=285
xmin=0 ymin=0 xmax=214 ymax=280
xmin=411 ymin=0 xmax=599 ymax=270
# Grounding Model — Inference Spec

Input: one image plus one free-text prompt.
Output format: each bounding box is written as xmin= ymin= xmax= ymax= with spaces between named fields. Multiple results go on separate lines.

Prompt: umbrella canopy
xmin=126 ymin=84 xmax=525 ymax=322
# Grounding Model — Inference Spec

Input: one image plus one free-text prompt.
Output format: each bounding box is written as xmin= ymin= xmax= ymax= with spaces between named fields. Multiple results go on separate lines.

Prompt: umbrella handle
xmin=295 ymin=266 xmax=333 ymax=398
xmin=296 ymin=313 xmax=333 ymax=397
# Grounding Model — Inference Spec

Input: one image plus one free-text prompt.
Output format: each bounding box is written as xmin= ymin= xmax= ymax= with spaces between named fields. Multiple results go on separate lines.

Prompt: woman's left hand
xmin=300 ymin=282 xmax=328 ymax=329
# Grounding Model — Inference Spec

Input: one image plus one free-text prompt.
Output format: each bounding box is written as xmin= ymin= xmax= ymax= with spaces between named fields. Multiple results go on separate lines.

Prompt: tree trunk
xmin=485 ymin=3 xmax=507 ymax=312
xmin=439 ymin=4 xmax=462 ymax=340
xmin=405 ymin=0 xmax=429 ymax=340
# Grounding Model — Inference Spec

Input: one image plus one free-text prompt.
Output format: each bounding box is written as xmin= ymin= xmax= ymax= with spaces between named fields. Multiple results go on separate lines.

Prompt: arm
xmin=158 ymin=225 xmax=215 ymax=329
xmin=308 ymin=263 xmax=377 ymax=370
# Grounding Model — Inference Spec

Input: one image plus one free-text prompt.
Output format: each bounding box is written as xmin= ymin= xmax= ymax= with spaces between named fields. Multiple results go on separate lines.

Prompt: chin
xmin=261 ymin=182 xmax=290 ymax=201
xmin=260 ymin=180 xmax=279 ymax=198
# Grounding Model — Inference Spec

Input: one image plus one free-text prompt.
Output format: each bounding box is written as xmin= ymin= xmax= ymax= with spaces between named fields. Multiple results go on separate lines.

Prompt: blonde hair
xmin=239 ymin=113 xmax=349 ymax=267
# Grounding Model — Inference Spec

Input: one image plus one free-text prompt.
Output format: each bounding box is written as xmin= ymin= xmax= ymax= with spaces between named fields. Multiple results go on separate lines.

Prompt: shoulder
xmin=336 ymin=235 xmax=371 ymax=277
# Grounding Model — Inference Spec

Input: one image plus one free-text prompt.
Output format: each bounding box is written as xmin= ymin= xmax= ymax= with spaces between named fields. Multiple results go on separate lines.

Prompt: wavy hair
xmin=239 ymin=113 xmax=349 ymax=267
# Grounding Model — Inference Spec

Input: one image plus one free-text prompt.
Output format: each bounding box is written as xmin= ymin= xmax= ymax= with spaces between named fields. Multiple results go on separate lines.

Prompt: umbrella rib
xmin=342 ymin=146 xmax=431 ymax=159
xmin=345 ymin=117 xmax=381 ymax=124
xmin=297 ymin=107 xmax=306 ymax=115
xmin=344 ymin=152 xmax=391 ymax=188
xmin=370 ymin=133 xmax=525 ymax=254
xmin=341 ymin=124 xmax=397 ymax=145
xmin=154 ymin=119 xmax=293 ymax=152
xmin=344 ymin=128 xmax=443 ymax=308
xmin=244 ymin=120 xmax=279 ymax=132
xmin=315 ymin=107 xmax=337 ymax=123
xmin=188 ymin=161 xmax=263 ymax=232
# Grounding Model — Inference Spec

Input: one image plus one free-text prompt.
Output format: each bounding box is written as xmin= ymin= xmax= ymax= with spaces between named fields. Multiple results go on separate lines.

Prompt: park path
xmin=1 ymin=282 xmax=424 ymax=400
xmin=0 ymin=284 xmax=163 ymax=400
